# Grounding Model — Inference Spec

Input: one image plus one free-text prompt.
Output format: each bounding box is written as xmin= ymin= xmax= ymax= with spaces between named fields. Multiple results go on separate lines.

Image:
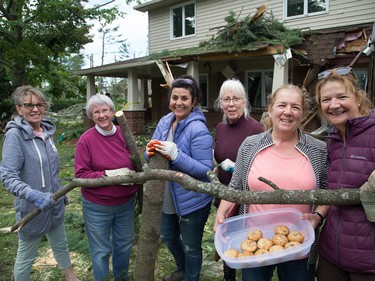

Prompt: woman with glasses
xmin=214 ymin=84 xmax=329 ymax=281
xmin=145 ymin=75 xmax=213 ymax=281
xmin=74 ymin=94 xmax=138 ymax=281
xmin=0 ymin=86 xmax=79 ymax=281
xmin=315 ymin=68 xmax=375 ymax=280
xmin=213 ymin=78 xmax=264 ymax=281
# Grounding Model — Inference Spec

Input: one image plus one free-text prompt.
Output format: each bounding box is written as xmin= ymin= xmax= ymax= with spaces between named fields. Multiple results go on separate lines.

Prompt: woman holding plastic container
xmin=315 ymin=67 xmax=375 ymax=280
xmin=214 ymin=84 xmax=329 ymax=281
xmin=214 ymin=78 xmax=264 ymax=281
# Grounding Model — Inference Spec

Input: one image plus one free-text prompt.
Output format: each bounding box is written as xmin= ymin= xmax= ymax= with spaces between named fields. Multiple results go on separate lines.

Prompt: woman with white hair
xmin=213 ymin=78 xmax=264 ymax=280
xmin=75 ymin=94 xmax=138 ymax=281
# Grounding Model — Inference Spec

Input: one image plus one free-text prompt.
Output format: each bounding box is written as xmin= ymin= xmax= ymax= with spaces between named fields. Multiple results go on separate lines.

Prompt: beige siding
xmin=279 ymin=0 xmax=375 ymax=30
xmin=148 ymin=0 xmax=375 ymax=54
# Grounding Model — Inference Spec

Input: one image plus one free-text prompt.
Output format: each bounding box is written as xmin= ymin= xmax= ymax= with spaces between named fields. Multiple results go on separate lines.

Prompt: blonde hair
xmin=315 ymin=69 xmax=372 ymax=116
xmin=12 ymin=85 xmax=50 ymax=112
xmin=263 ymin=84 xmax=311 ymax=130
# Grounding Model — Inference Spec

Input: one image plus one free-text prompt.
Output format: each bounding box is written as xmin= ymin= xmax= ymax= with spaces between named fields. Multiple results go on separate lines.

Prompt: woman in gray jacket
xmin=0 ymin=86 xmax=78 ymax=281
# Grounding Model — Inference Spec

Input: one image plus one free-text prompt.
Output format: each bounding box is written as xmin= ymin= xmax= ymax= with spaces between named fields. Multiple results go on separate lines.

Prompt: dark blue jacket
xmin=145 ymin=108 xmax=213 ymax=216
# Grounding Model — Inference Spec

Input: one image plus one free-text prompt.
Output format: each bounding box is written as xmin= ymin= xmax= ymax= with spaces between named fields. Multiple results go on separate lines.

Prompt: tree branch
xmin=2 ymin=168 xmax=362 ymax=234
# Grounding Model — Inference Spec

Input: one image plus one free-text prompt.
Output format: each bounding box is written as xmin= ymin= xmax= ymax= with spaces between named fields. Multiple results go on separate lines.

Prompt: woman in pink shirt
xmin=214 ymin=85 xmax=329 ymax=281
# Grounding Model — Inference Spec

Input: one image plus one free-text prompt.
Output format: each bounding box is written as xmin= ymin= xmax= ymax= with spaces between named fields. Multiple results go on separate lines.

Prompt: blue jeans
xmin=242 ymin=257 xmax=315 ymax=281
xmin=160 ymin=203 xmax=211 ymax=281
xmin=82 ymin=196 xmax=135 ymax=281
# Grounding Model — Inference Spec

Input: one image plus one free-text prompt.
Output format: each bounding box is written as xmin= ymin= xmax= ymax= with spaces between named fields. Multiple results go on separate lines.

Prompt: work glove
xmin=219 ymin=158 xmax=235 ymax=172
xmin=105 ymin=167 xmax=131 ymax=185
xmin=146 ymin=139 xmax=162 ymax=158
xmin=105 ymin=168 xmax=129 ymax=177
xmin=360 ymin=170 xmax=375 ymax=222
xmin=154 ymin=141 xmax=178 ymax=161
xmin=26 ymin=190 xmax=55 ymax=211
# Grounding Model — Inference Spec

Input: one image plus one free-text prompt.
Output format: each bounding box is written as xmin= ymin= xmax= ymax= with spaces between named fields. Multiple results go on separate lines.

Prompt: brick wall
xmin=83 ymin=109 xmax=95 ymax=129
xmin=123 ymin=110 xmax=146 ymax=135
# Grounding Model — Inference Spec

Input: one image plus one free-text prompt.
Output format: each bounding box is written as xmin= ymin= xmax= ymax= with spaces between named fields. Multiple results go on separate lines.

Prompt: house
xmin=76 ymin=0 xmax=375 ymax=135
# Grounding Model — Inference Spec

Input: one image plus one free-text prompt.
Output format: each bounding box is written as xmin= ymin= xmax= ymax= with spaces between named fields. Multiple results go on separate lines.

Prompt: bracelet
xmin=313 ymin=211 xmax=324 ymax=225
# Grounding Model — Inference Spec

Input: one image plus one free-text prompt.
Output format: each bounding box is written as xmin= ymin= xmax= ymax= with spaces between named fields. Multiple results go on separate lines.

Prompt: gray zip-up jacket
xmin=0 ymin=116 xmax=65 ymax=241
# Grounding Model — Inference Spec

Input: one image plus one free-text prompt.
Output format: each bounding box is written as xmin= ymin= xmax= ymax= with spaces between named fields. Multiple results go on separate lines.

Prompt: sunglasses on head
xmin=317 ymin=66 xmax=353 ymax=80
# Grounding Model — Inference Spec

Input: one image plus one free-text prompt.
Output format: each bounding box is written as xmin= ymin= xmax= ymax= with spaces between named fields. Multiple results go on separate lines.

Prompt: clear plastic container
xmin=214 ymin=208 xmax=315 ymax=269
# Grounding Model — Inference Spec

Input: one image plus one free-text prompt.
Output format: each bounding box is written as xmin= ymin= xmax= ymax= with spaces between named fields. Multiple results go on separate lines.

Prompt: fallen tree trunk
xmin=133 ymin=153 xmax=168 ymax=281
xmin=115 ymin=110 xmax=144 ymax=212
xmin=5 ymin=168 xmax=361 ymax=234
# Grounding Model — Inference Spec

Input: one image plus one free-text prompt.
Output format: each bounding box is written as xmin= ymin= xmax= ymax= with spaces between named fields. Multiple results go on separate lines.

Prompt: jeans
xmin=242 ymin=257 xmax=315 ymax=281
xmin=14 ymin=222 xmax=72 ymax=281
xmin=82 ymin=196 xmax=135 ymax=281
xmin=160 ymin=203 xmax=211 ymax=281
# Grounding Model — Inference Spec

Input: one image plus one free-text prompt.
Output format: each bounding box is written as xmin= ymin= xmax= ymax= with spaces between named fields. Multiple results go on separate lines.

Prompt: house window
xmin=199 ymin=74 xmax=208 ymax=108
xmin=353 ymin=69 xmax=368 ymax=91
xmin=171 ymin=2 xmax=195 ymax=39
xmin=246 ymin=70 xmax=273 ymax=108
xmin=285 ymin=0 xmax=328 ymax=18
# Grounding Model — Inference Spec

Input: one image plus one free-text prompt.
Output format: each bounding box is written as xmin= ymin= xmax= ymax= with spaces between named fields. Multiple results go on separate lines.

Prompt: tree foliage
xmin=200 ymin=6 xmax=307 ymax=51
xmin=0 ymin=0 xmax=126 ymax=93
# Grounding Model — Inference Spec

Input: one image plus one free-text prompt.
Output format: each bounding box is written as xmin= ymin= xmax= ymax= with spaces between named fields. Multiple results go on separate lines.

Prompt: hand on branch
xmin=105 ymin=168 xmax=130 ymax=177
xmin=154 ymin=141 xmax=178 ymax=161
xmin=146 ymin=139 xmax=162 ymax=158
xmin=219 ymin=158 xmax=235 ymax=172
xmin=360 ymin=170 xmax=375 ymax=222
xmin=26 ymin=190 xmax=56 ymax=211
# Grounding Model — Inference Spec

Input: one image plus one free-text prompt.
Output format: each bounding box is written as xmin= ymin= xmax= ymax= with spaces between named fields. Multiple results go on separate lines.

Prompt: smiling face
xmin=16 ymin=94 xmax=45 ymax=130
xmin=319 ymin=80 xmax=361 ymax=136
xmin=220 ymin=91 xmax=246 ymax=124
xmin=91 ymin=103 xmax=114 ymax=131
xmin=169 ymin=87 xmax=195 ymax=122
xmin=269 ymin=88 xmax=303 ymax=135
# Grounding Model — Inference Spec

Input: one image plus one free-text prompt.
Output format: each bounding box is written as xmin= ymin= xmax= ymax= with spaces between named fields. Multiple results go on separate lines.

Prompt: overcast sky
xmin=82 ymin=1 xmax=148 ymax=68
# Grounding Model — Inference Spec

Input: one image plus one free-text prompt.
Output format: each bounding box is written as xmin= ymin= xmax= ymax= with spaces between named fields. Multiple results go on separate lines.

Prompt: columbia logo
xmin=350 ymin=155 xmax=367 ymax=160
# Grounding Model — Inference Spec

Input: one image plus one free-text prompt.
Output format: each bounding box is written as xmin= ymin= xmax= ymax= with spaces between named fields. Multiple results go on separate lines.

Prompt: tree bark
xmin=133 ymin=152 xmax=168 ymax=281
xmin=6 ymin=169 xmax=362 ymax=234
xmin=115 ymin=110 xmax=144 ymax=211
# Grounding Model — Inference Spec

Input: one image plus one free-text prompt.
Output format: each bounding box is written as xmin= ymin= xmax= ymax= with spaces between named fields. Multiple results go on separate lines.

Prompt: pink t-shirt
xmin=248 ymin=146 xmax=316 ymax=214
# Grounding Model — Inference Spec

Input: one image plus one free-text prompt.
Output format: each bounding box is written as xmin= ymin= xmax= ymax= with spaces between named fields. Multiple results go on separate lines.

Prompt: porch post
xmin=83 ymin=75 xmax=96 ymax=129
xmin=124 ymin=68 xmax=146 ymax=135
xmin=187 ymin=61 xmax=200 ymax=83
xmin=272 ymin=60 xmax=289 ymax=93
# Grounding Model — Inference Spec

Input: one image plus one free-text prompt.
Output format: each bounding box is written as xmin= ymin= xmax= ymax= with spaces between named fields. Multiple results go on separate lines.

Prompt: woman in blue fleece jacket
xmin=0 ymin=86 xmax=78 ymax=281
xmin=145 ymin=75 xmax=213 ymax=281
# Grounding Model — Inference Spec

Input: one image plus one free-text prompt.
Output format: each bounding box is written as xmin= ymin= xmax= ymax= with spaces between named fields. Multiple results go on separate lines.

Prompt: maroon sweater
xmin=214 ymin=115 xmax=264 ymax=185
xmin=75 ymin=126 xmax=138 ymax=206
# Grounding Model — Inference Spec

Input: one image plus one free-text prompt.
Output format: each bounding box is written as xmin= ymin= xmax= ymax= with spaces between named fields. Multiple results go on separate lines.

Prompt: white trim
xmin=283 ymin=0 xmax=329 ymax=20
xmin=170 ymin=1 xmax=196 ymax=40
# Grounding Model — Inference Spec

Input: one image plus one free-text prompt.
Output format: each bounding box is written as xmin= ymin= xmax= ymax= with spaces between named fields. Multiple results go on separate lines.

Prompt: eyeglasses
xmin=21 ymin=103 xmax=46 ymax=110
xmin=221 ymin=97 xmax=243 ymax=105
xmin=93 ymin=108 xmax=111 ymax=117
xmin=317 ymin=66 xmax=353 ymax=80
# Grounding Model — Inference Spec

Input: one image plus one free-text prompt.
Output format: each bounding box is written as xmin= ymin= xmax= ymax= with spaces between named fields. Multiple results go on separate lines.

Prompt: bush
xmin=50 ymin=98 xmax=86 ymax=112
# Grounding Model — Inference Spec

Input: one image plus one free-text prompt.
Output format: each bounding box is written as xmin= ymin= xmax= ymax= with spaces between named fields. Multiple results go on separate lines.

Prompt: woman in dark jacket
xmin=213 ymin=78 xmax=264 ymax=281
xmin=315 ymin=67 xmax=375 ymax=280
